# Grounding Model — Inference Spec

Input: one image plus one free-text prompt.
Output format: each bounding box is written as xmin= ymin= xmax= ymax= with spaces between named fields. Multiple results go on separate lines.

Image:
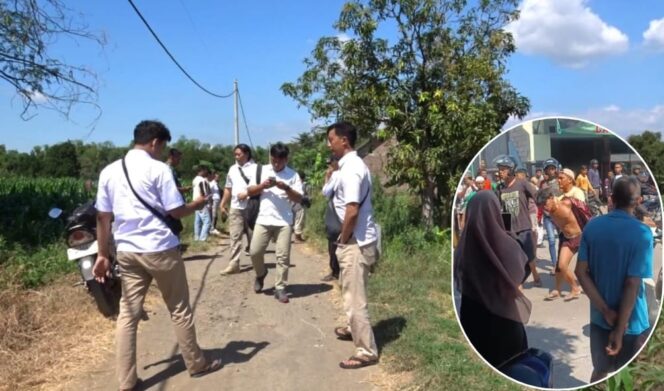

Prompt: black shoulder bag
xmin=238 ymin=164 xmax=262 ymax=230
xmin=325 ymin=186 xmax=370 ymax=241
xmin=122 ymin=158 xmax=183 ymax=236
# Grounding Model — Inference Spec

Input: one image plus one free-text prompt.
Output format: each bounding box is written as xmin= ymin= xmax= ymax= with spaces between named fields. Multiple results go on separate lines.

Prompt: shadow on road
xmin=374 ymin=316 xmax=407 ymax=354
xmin=261 ymin=283 xmax=332 ymax=299
xmin=525 ymin=324 xmax=587 ymax=388
xmin=140 ymin=341 xmax=270 ymax=390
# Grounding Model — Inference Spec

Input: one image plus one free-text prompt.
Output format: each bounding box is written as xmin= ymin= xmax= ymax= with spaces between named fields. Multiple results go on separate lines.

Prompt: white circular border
xmin=449 ymin=115 xmax=664 ymax=391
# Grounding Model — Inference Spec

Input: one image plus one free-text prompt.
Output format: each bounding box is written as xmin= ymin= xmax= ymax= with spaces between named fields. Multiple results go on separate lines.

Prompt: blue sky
xmin=1 ymin=0 xmax=663 ymax=152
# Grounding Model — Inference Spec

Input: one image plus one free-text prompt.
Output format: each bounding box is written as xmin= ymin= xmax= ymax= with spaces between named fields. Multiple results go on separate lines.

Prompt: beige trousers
xmin=336 ymin=238 xmax=379 ymax=359
xmin=116 ymin=248 xmax=206 ymax=390
xmin=293 ymin=207 xmax=305 ymax=235
xmin=227 ymin=208 xmax=247 ymax=268
xmin=250 ymin=224 xmax=292 ymax=290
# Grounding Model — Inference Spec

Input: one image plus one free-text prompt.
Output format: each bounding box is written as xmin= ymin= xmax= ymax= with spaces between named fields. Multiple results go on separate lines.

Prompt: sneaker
xmin=254 ymin=273 xmax=267 ymax=293
xmin=220 ymin=265 xmax=240 ymax=275
xmin=274 ymin=289 xmax=289 ymax=303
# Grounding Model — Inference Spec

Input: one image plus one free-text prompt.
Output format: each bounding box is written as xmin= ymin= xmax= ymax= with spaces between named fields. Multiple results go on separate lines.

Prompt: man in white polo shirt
xmin=92 ymin=120 xmax=222 ymax=391
xmin=219 ymin=144 xmax=257 ymax=275
xmin=247 ymin=142 xmax=303 ymax=304
xmin=326 ymin=122 xmax=380 ymax=369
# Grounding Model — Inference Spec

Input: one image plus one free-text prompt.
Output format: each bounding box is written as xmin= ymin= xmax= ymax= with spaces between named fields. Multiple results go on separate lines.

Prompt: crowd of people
xmin=91 ymin=120 xmax=381 ymax=390
xmin=454 ymin=153 xmax=661 ymax=385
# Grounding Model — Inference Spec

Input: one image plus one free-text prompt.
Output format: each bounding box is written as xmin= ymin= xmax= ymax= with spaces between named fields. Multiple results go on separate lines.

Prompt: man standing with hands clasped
xmin=92 ymin=120 xmax=221 ymax=391
xmin=327 ymin=122 xmax=380 ymax=369
xmin=575 ymin=176 xmax=653 ymax=382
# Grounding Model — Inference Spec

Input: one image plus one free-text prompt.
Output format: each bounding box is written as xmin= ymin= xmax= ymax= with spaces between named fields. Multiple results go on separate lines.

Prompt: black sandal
xmin=339 ymin=355 xmax=378 ymax=369
xmin=334 ymin=327 xmax=352 ymax=341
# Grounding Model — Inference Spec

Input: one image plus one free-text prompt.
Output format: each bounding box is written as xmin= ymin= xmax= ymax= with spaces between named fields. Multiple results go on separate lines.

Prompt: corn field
xmin=0 ymin=177 xmax=91 ymax=250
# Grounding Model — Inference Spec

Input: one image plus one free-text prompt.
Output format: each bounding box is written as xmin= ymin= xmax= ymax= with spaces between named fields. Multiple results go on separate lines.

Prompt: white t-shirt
xmin=322 ymin=171 xmax=340 ymax=198
xmin=332 ymin=151 xmax=377 ymax=246
xmin=225 ymin=160 xmax=257 ymax=210
xmin=209 ymin=179 xmax=221 ymax=201
xmin=255 ymin=165 xmax=303 ymax=227
xmin=96 ymin=149 xmax=183 ymax=252
xmin=192 ymin=175 xmax=210 ymax=200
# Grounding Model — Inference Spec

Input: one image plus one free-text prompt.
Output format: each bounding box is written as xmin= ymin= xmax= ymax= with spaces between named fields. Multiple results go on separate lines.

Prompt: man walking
xmin=575 ymin=177 xmax=653 ymax=381
xmin=327 ymin=122 xmax=380 ymax=369
xmin=92 ymin=120 xmax=221 ymax=391
xmin=247 ymin=143 xmax=303 ymax=303
xmin=495 ymin=155 xmax=542 ymax=287
xmin=536 ymin=188 xmax=584 ymax=301
xmin=219 ymin=144 xmax=257 ymax=275
xmin=192 ymin=165 xmax=212 ymax=241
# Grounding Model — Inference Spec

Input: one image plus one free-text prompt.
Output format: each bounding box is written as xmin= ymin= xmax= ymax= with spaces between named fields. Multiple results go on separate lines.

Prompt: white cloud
xmin=336 ymin=33 xmax=351 ymax=43
xmin=505 ymin=0 xmax=629 ymax=68
xmin=502 ymin=105 xmax=664 ymax=136
xmin=643 ymin=17 xmax=664 ymax=51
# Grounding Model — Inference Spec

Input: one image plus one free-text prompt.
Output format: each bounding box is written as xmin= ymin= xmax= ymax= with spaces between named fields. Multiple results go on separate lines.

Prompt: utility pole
xmin=233 ymin=79 xmax=239 ymax=146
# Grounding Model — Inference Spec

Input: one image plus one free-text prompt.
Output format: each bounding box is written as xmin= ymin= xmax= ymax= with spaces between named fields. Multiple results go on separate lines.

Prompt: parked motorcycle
xmin=49 ymin=201 xmax=121 ymax=317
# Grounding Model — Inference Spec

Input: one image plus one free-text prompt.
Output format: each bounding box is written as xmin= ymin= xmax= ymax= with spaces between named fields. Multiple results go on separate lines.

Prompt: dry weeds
xmin=0 ymin=274 xmax=159 ymax=391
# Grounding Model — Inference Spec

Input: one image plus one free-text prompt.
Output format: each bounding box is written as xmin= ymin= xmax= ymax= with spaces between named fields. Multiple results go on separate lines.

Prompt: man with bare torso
xmin=537 ymin=186 xmax=583 ymax=301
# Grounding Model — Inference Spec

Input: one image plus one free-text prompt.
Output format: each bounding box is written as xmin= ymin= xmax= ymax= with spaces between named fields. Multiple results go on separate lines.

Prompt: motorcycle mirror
xmin=48 ymin=208 xmax=63 ymax=219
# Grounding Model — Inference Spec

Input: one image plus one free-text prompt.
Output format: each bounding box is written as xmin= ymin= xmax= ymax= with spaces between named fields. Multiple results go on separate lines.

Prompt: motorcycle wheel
xmin=87 ymin=279 xmax=121 ymax=317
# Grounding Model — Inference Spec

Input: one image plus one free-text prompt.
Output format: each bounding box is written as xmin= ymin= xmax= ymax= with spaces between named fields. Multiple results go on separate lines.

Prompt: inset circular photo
xmin=451 ymin=117 xmax=663 ymax=389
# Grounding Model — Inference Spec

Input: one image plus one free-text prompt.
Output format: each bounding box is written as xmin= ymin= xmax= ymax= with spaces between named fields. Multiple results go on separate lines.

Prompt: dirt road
xmin=67 ymin=237 xmax=380 ymax=390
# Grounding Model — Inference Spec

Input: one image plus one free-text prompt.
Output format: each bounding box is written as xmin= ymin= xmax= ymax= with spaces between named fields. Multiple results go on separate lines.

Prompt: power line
xmin=127 ymin=0 xmax=233 ymax=99
xmin=237 ymin=88 xmax=255 ymax=151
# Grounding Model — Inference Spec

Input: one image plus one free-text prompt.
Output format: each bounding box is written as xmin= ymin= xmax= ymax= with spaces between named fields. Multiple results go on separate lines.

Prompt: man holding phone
xmin=246 ymin=143 xmax=303 ymax=303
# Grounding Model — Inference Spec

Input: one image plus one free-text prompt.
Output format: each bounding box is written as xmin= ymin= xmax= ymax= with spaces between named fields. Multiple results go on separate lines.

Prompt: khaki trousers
xmin=336 ymin=238 xmax=379 ymax=359
xmin=228 ymin=208 xmax=247 ymax=268
xmin=116 ymin=248 xmax=206 ymax=390
xmin=250 ymin=224 xmax=292 ymax=290
xmin=293 ymin=207 xmax=305 ymax=235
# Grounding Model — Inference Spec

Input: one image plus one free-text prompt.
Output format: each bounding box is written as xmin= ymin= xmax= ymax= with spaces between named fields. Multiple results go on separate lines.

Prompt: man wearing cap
xmin=495 ymin=156 xmax=542 ymax=287
xmin=559 ymin=168 xmax=586 ymax=203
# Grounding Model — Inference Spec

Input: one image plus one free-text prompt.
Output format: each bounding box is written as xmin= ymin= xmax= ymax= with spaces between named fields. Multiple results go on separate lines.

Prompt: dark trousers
xmin=327 ymin=238 xmax=340 ymax=277
xmin=460 ymin=295 xmax=528 ymax=367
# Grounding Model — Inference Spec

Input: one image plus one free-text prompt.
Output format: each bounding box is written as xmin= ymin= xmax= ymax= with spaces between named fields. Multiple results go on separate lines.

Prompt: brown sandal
xmin=190 ymin=358 xmax=223 ymax=378
xmin=339 ymin=355 xmax=378 ymax=369
xmin=334 ymin=326 xmax=352 ymax=341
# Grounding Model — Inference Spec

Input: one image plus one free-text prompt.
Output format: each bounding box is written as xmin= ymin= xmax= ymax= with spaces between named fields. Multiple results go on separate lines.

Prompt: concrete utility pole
xmin=233 ymin=79 xmax=239 ymax=146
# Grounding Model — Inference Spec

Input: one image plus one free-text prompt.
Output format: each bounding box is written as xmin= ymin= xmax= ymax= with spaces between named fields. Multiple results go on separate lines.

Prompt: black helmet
xmin=493 ymin=154 xmax=517 ymax=170
xmin=590 ymin=159 xmax=598 ymax=165
xmin=543 ymin=158 xmax=560 ymax=171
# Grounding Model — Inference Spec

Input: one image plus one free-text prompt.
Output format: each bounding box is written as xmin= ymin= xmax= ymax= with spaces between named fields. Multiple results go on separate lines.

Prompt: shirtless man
xmin=536 ymin=187 xmax=583 ymax=301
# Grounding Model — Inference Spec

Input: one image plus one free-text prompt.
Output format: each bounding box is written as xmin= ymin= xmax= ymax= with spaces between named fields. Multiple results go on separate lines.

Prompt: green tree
xmin=628 ymin=131 xmax=664 ymax=190
xmin=282 ymin=0 xmax=529 ymax=226
xmin=0 ymin=0 xmax=104 ymax=119
xmin=42 ymin=141 xmax=80 ymax=177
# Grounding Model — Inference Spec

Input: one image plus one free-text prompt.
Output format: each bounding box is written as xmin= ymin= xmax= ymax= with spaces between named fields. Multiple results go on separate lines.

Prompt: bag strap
xmin=330 ymin=182 xmax=371 ymax=222
xmin=238 ymin=166 xmax=250 ymax=185
xmin=122 ymin=157 xmax=172 ymax=227
xmin=238 ymin=163 xmax=262 ymax=186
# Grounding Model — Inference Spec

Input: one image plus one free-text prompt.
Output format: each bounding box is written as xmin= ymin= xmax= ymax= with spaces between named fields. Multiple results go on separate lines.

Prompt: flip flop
xmin=334 ymin=326 xmax=352 ymax=341
xmin=339 ymin=355 xmax=378 ymax=369
xmin=544 ymin=291 xmax=561 ymax=301
xmin=190 ymin=358 xmax=223 ymax=378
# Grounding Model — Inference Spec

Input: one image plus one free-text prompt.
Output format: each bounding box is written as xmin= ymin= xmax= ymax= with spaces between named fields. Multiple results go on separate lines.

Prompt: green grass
xmin=304 ymin=194 xmax=518 ymax=389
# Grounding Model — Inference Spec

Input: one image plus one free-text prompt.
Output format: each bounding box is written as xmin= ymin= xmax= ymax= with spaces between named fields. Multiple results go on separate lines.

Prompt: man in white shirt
xmin=92 ymin=120 xmax=221 ymax=391
xmin=208 ymin=171 xmax=222 ymax=236
xmin=219 ymin=144 xmax=257 ymax=275
xmin=327 ymin=122 xmax=380 ymax=369
xmin=192 ymin=165 xmax=212 ymax=241
xmin=322 ymin=156 xmax=341 ymax=281
xmin=247 ymin=142 xmax=303 ymax=303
